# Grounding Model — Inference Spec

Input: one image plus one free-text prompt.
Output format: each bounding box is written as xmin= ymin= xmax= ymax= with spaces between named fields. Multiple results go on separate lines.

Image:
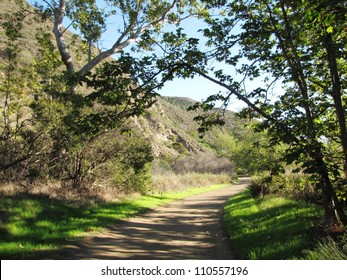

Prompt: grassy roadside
xmin=0 ymin=183 xmax=230 ymax=259
xmin=224 ymin=189 xmax=325 ymax=259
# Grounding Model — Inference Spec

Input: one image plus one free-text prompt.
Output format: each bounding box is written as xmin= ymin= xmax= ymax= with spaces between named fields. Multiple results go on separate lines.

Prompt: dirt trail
xmin=61 ymin=178 xmax=250 ymax=260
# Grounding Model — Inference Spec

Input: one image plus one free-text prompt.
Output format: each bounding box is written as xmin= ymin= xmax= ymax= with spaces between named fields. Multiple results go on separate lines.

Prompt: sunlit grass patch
xmin=224 ymin=189 xmax=323 ymax=259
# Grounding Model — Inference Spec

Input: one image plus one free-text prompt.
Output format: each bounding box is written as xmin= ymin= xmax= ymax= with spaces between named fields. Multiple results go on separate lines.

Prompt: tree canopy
xmin=32 ymin=0 xmax=206 ymax=75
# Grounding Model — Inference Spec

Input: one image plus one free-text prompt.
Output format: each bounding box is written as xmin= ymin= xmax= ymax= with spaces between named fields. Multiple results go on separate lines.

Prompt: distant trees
xmin=212 ymin=126 xmax=283 ymax=176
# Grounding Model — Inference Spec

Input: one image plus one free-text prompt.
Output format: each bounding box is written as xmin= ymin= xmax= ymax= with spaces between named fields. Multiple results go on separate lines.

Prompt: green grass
xmin=224 ymin=189 xmax=324 ymax=260
xmin=0 ymin=183 xmax=230 ymax=259
xmin=303 ymin=237 xmax=347 ymax=260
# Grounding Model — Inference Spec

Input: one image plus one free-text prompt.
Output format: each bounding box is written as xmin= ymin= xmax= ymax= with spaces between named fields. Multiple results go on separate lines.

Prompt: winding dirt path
xmin=62 ymin=178 xmax=250 ymax=260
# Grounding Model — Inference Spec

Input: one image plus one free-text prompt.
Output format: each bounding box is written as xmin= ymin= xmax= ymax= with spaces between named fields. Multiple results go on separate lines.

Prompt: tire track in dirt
xmin=61 ymin=178 xmax=250 ymax=259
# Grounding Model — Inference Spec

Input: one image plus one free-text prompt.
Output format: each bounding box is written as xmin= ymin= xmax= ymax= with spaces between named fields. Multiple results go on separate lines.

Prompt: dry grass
xmin=0 ymin=180 xmax=127 ymax=206
xmin=0 ymin=172 xmax=232 ymax=206
xmin=152 ymin=173 xmax=233 ymax=193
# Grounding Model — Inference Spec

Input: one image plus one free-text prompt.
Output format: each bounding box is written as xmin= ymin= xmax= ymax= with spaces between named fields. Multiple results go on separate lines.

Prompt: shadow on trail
xmin=0 ymin=178 xmax=250 ymax=259
xmin=58 ymin=178 xmax=251 ymax=260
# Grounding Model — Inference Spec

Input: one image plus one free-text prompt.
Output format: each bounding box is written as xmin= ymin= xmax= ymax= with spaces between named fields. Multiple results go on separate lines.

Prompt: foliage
xmin=32 ymin=0 xmax=208 ymax=75
xmin=249 ymin=170 xmax=323 ymax=203
xmin=0 ymin=7 xmax=51 ymax=181
xmin=248 ymin=174 xmax=272 ymax=199
xmin=210 ymin=123 xmax=284 ymax=175
xmin=107 ymin=132 xmax=153 ymax=194
xmin=0 ymin=2 xmax=158 ymax=193
xmin=224 ymin=189 xmax=324 ymax=259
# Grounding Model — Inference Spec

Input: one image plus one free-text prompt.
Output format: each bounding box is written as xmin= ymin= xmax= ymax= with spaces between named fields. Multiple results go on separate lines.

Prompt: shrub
xmin=248 ymin=174 xmax=271 ymax=198
xmin=91 ymin=130 xmax=153 ymax=195
xmin=111 ymin=162 xmax=152 ymax=195
xmin=250 ymin=171 xmax=322 ymax=202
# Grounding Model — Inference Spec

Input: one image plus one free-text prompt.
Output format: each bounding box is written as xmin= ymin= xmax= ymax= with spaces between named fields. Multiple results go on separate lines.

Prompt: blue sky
xmin=155 ymin=17 xmax=245 ymax=111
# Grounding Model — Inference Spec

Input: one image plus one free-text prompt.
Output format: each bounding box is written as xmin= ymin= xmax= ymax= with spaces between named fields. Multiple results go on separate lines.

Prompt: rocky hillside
xmin=133 ymin=97 xmax=205 ymax=157
xmin=131 ymin=95 xmax=243 ymax=176
xmin=133 ymin=96 xmax=239 ymax=156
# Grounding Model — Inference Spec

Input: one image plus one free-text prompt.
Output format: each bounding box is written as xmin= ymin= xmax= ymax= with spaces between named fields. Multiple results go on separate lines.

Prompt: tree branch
xmin=79 ymin=0 xmax=178 ymax=74
xmin=53 ymin=0 xmax=75 ymax=73
xmin=180 ymin=62 xmax=275 ymax=121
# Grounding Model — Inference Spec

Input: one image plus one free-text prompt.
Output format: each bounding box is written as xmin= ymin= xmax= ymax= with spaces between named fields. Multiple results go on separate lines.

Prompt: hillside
xmin=135 ymin=96 xmax=240 ymax=156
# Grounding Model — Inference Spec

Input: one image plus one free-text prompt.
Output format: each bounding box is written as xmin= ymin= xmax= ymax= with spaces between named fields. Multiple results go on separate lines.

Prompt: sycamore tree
xmin=1 ymin=0 xmax=208 ymax=188
xmin=27 ymin=0 xmax=208 ymax=147
xmin=31 ymin=0 xmax=205 ymax=75
xmin=150 ymin=0 xmax=347 ymax=227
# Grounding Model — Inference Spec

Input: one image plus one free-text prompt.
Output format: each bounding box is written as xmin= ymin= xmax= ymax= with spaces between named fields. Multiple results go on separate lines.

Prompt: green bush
xmin=250 ymin=171 xmax=322 ymax=202
xmin=248 ymin=173 xmax=272 ymax=198
xmin=112 ymin=162 xmax=152 ymax=194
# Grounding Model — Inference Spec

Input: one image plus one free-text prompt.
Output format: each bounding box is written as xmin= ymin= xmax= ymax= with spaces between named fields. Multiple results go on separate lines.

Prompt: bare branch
xmin=53 ymin=0 xmax=75 ymax=73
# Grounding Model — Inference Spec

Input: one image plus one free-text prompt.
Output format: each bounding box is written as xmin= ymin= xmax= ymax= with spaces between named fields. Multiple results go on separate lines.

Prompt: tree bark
xmin=53 ymin=0 xmax=75 ymax=74
xmin=313 ymin=148 xmax=347 ymax=226
xmin=324 ymin=33 xmax=347 ymax=180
